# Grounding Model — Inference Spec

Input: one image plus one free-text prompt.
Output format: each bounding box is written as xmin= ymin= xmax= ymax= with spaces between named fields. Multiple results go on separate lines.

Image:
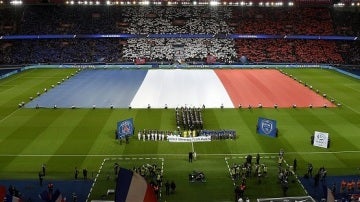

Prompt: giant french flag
xmin=25 ymin=69 xmax=336 ymax=109
xmin=115 ymin=167 xmax=157 ymax=202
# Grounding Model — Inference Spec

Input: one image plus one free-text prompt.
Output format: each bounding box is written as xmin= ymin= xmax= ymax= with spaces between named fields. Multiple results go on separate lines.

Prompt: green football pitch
xmin=0 ymin=68 xmax=359 ymax=201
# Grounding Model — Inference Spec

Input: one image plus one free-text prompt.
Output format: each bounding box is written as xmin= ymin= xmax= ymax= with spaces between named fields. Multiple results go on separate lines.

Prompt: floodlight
xmin=209 ymin=1 xmax=219 ymax=6
xmin=10 ymin=0 xmax=22 ymax=5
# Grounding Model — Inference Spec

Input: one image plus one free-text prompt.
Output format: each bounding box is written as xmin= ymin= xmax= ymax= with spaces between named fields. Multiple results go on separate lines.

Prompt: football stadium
xmin=0 ymin=1 xmax=360 ymax=202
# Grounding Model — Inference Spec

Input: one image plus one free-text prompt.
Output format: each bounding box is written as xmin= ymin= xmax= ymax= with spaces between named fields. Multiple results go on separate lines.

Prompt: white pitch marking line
xmin=1 ymin=150 xmax=360 ymax=157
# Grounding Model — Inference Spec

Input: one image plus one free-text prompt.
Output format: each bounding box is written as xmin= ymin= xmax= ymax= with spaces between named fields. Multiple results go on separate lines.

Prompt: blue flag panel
xmin=257 ymin=117 xmax=277 ymax=138
xmin=117 ymin=118 xmax=134 ymax=139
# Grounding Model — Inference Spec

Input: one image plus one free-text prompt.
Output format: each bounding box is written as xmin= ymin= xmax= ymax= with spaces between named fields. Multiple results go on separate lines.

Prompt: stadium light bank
xmin=10 ymin=0 xmax=22 ymax=5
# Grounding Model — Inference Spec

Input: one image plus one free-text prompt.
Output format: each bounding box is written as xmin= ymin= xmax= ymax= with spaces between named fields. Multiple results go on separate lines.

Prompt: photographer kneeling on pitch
xmin=189 ymin=170 xmax=206 ymax=182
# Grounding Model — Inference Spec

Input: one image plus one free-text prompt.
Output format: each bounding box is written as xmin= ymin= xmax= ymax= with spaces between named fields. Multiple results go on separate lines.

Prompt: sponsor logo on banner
xmin=257 ymin=117 xmax=277 ymax=138
xmin=167 ymin=135 xmax=211 ymax=142
xmin=313 ymin=131 xmax=329 ymax=148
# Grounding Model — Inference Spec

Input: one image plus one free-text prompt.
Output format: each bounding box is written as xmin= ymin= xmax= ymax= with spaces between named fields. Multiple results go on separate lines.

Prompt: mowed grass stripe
xmin=195 ymin=109 xmax=232 ymax=154
xmin=279 ymin=108 xmax=358 ymax=175
xmin=307 ymin=109 xmax=359 ymax=149
xmin=0 ymin=68 xmax=359 ymax=200
xmin=283 ymin=68 xmax=360 ymax=112
xmin=0 ymin=109 xmax=64 ymax=154
xmin=123 ymin=109 xmax=164 ymax=155
xmin=233 ymin=108 xmax=279 ymax=153
xmin=220 ymin=108 xmax=266 ymax=154
xmin=49 ymin=109 xmax=113 ymax=155
xmin=286 ymin=69 xmax=360 ymax=174
xmin=0 ymin=109 xmax=65 ymax=176
xmin=0 ymin=69 xmax=78 ymax=119
xmin=19 ymin=109 xmax=86 ymax=155
xmin=80 ymin=109 xmax=133 ymax=173
xmin=43 ymin=109 xmax=114 ymax=178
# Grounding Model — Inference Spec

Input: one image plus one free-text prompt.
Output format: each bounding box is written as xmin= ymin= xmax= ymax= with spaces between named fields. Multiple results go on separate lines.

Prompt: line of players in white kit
xmin=137 ymin=129 xmax=176 ymax=141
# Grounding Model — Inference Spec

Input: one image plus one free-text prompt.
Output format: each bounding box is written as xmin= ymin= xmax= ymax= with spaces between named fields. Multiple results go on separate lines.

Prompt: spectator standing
xmin=331 ymin=183 xmax=336 ymax=195
xmin=189 ymin=152 xmax=193 ymax=163
xmin=256 ymin=153 xmax=260 ymax=165
xmin=74 ymin=167 xmax=79 ymax=179
xmin=42 ymin=163 xmax=46 ymax=176
xmin=239 ymin=182 xmax=246 ymax=198
xmin=170 ymin=181 xmax=176 ymax=194
xmin=165 ymin=180 xmax=170 ymax=195
xmin=72 ymin=192 xmax=77 ymax=202
xmin=307 ymin=163 xmax=313 ymax=178
xmin=114 ymin=163 xmax=119 ymax=175
xmin=38 ymin=172 xmax=43 ymax=186
xmin=83 ymin=168 xmax=88 ymax=180
xmin=48 ymin=183 xmax=54 ymax=195
xmin=293 ymin=159 xmax=297 ymax=172
xmin=282 ymin=180 xmax=288 ymax=196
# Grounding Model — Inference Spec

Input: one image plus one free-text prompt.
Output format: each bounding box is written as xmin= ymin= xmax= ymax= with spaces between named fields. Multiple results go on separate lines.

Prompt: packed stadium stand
xmin=233 ymin=7 xmax=334 ymax=35
xmin=0 ymin=5 xmax=359 ymax=65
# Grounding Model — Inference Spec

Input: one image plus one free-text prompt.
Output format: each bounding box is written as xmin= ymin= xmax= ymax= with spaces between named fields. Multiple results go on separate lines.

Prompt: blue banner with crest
xmin=257 ymin=117 xmax=277 ymax=138
xmin=117 ymin=118 xmax=134 ymax=139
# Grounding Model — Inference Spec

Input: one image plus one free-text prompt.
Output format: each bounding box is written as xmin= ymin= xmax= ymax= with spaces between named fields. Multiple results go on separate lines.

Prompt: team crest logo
xmin=316 ymin=133 xmax=325 ymax=144
xmin=261 ymin=120 xmax=273 ymax=135
xmin=120 ymin=121 xmax=131 ymax=134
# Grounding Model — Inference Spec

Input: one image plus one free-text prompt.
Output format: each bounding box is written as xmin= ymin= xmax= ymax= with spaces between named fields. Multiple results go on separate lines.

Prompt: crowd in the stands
xmin=233 ymin=7 xmax=334 ymax=35
xmin=0 ymin=5 xmax=359 ymax=65
xmin=236 ymin=39 xmax=344 ymax=64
